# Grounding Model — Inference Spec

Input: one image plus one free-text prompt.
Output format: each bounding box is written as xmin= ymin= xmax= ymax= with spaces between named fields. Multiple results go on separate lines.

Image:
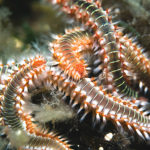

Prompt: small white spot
xmin=97 ymin=105 xmax=103 ymax=113
xmin=86 ymin=96 xmax=92 ymax=103
xmin=17 ymin=88 xmax=23 ymax=93
xmin=117 ymin=113 xmax=121 ymax=120
xmin=104 ymin=132 xmax=114 ymax=141
xmin=91 ymin=100 xmax=98 ymax=108
xmin=103 ymin=108 xmax=109 ymax=115
xmin=99 ymin=147 xmax=104 ymax=150
xmin=75 ymin=86 xmax=81 ymax=92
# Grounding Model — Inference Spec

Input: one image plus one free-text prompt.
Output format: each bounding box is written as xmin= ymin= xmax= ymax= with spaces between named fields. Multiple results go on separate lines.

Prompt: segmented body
xmin=51 ymin=30 xmax=94 ymax=80
xmin=47 ymin=66 xmax=150 ymax=140
xmin=52 ymin=0 xmax=137 ymax=97
xmin=49 ymin=0 xmax=150 ymax=140
xmin=74 ymin=0 xmax=138 ymax=97
xmin=0 ymin=0 xmax=150 ymax=149
xmin=2 ymin=57 xmax=46 ymax=128
xmin=119 ymin=35 xmax=150 ymax=91
xmin=1 ymin=56 xmax=72 ymax=150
